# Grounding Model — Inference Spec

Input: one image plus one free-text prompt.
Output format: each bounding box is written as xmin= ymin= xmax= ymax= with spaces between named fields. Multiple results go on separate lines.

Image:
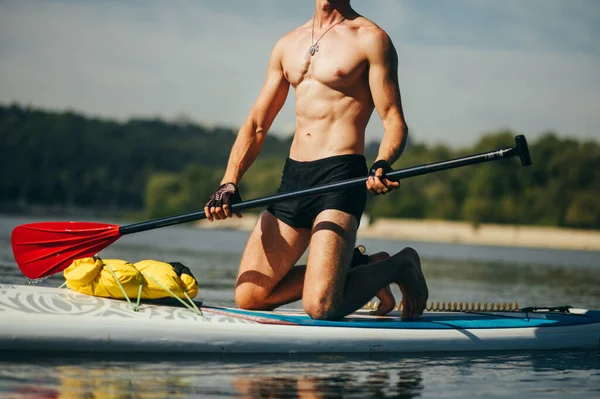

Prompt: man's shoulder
xmin=352 ymin=16 xmax=391 ymax=47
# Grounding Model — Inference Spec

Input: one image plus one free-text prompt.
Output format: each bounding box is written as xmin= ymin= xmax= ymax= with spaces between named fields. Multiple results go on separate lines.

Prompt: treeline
xmin=368 ymin=132 xmax=599 ymax=229
xmin=0 ymin=104 xmax=291 ymax=211
xmin=1 ymin=104 xmax=599 ymax=229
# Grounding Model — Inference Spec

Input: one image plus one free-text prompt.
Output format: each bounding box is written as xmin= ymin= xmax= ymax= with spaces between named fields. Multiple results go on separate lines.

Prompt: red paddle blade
xmin=11 ymin=222 xmax=122 ymax=279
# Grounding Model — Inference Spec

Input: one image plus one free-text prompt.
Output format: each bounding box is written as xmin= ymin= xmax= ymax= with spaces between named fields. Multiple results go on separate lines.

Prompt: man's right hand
xmin=367 ymin=160 xmax=400 ymax=195
xmin=204 ymin=183 xmax=243 ymax=222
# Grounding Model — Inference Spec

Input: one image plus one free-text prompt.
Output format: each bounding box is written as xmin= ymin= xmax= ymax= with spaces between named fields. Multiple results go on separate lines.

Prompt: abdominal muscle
xmin=288 ymin=78 xmax=374 ymax=162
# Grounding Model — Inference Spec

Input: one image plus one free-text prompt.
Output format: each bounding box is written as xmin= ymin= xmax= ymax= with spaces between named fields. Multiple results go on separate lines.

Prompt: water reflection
xmin=2 ymin=351 xmax=599 ymax=399
xmin=53 ymin=366 xmax=194 ymax=399
xmin=0 ymin=356 xmax=427 ymax=399
xmin=231 ymin=369 xmax=423 ymax=398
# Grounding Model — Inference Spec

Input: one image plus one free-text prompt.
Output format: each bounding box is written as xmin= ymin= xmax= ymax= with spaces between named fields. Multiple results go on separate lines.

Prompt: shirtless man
xmin=204 ymin=0 xmax=428 ymax=320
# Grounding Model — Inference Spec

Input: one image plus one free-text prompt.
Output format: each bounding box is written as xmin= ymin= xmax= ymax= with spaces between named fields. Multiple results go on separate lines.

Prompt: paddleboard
xmin=1 ymin=284 xmax=599 ymax=354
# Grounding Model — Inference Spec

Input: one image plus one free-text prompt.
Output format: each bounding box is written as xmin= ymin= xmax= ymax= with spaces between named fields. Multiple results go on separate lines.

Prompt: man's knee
xmin=234 ymin=285 xmax=272 ymax=311
xmin=303 ymin=292 xmax=342 ymax=321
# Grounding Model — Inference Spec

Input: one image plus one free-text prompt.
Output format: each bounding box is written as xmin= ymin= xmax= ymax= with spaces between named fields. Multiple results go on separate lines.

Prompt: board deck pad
xmin=205 ymin=306 xmax=600 ymax=330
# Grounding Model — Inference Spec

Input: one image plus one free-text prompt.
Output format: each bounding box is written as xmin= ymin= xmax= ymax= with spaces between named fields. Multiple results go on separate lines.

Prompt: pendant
xmin=309 ymin=43 xmax=318 ymax=56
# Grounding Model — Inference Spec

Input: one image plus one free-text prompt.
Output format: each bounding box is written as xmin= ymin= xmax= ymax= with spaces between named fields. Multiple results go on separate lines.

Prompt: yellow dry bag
xmin=63 ymin=257 xmax=199 ymax=300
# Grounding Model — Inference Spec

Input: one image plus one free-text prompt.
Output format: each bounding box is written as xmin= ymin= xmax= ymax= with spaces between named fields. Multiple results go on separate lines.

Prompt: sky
xmin=0 ymin=0 xmax=599 ymax=147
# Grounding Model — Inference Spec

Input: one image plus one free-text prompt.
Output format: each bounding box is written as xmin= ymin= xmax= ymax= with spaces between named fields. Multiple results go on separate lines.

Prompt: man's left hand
xmin=366 ymin=160 xmax=400 ymax=195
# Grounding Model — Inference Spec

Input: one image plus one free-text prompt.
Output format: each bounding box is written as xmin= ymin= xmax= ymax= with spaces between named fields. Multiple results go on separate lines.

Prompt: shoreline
xmin=196 ymin=215 xmax=600 ymax=252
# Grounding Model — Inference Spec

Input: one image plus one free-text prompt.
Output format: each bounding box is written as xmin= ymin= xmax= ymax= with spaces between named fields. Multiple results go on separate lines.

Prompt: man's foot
xmin=367 ymin=252 xmax=396 ymax=316
xmin=393 ymin=247 xmax=428 ymax=320
xmin=351 ymin=247 xmax=396 ymax=316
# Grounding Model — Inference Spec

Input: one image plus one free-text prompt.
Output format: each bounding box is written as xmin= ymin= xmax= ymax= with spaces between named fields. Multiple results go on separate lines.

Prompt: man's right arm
xmin=205 ymin=38 xmax=290 ymax=221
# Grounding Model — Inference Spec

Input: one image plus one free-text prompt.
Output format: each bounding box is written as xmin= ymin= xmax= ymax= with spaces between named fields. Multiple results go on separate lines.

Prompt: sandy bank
xmin=196 ymin=215 xmax=600 ymax=252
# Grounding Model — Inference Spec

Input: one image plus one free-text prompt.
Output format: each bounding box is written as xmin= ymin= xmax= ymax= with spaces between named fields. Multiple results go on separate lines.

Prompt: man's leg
xmin=272 ymin=249 xmax=396 ymax=312
xmin=235 ymin=211 xmax=311 ymax=310
xmin=234 ymin=210 xmax=396 ymax=311
xmin=302 ymin=209 xmax=428 ymax=320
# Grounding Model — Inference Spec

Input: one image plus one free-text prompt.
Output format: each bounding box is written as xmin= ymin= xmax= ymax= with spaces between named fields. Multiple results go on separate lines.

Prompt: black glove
xmin=205 ymin=182 xmax=242 ymax=210
xmin=368 ymin=160 xmax=397 ymax=196
xmin=369 ymin=160 xmax=393 ymax=178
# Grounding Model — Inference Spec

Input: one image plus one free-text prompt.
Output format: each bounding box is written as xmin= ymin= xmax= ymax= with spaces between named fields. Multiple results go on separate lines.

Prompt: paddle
xmin=12 ymin=135 xmax=531 ymax=279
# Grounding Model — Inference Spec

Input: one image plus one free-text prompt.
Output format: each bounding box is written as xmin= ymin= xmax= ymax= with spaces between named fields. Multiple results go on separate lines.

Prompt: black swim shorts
xmin=267 ymin=154 xmax=368 ymax=229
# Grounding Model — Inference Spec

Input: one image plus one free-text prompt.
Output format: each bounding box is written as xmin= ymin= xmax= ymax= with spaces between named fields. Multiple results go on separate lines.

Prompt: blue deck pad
xmin=209 ymin=307 xmax=600 ymax=330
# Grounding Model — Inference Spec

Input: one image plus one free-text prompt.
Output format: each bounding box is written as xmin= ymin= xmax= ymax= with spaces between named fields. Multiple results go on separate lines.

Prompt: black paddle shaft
xmin=119 ymin=135 xmax=531 ymax=235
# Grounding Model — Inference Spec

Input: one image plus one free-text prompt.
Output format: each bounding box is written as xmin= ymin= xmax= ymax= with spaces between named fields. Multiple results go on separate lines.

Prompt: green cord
xmin=134 ymin=281 xmax=142 ymax=311
xmin=183 ymin=290 xmax=202 ymax=314
xmin=105 ymin=265 xmax=138 ymax=312
xmin=141 ymin=272 xmax=203 ymax=317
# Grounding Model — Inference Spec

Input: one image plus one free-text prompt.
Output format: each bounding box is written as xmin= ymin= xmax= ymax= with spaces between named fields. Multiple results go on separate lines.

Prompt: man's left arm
xmin=364 ymin=29 xmax=408 ymax=195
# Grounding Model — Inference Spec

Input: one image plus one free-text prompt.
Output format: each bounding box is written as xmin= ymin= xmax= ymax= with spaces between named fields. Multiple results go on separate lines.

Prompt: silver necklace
xmin=309 ymin=15 xmax=345 ymax=56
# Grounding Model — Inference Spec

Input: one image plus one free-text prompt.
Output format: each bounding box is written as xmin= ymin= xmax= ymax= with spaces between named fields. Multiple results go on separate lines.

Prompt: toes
xmin=412 ymin=297 xmax=426 ymax=318
xmin=400 ymin=296 xmax=427 ymax=320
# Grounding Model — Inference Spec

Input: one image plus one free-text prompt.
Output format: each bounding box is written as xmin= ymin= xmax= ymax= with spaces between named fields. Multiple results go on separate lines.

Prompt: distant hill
xmin=0 ymin=103 xmax=292 ymax=211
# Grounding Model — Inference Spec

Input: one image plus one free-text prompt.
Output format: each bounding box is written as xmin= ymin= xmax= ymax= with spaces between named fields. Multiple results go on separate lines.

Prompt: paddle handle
xmin=119 ymin=135 xmax=531 ymax=235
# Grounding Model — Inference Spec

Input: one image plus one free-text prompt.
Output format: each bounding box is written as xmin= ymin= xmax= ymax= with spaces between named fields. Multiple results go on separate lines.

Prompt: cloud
xmin=396 ymin=0 xmax=600 ymax=55
xmin=0 ymin=1 xmax=292 ymax=126
xmin=0 ymin=0 xmax=598 ymax=147
xmin=397 ymin=44 xmax=600 ymax=145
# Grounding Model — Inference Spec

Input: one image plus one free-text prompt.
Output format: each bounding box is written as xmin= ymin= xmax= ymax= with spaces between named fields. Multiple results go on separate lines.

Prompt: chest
xmin=281 ymin=33 xmax=367 ymax=89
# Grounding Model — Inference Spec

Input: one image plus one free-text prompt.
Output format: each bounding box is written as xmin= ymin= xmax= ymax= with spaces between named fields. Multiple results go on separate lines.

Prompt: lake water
xmin=1 ymin=214 xmax=599 ymax=398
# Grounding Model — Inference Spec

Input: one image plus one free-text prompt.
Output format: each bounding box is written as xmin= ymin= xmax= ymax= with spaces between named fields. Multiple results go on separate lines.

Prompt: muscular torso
xmin=281 ymin=17 xmax=375 ymax=161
